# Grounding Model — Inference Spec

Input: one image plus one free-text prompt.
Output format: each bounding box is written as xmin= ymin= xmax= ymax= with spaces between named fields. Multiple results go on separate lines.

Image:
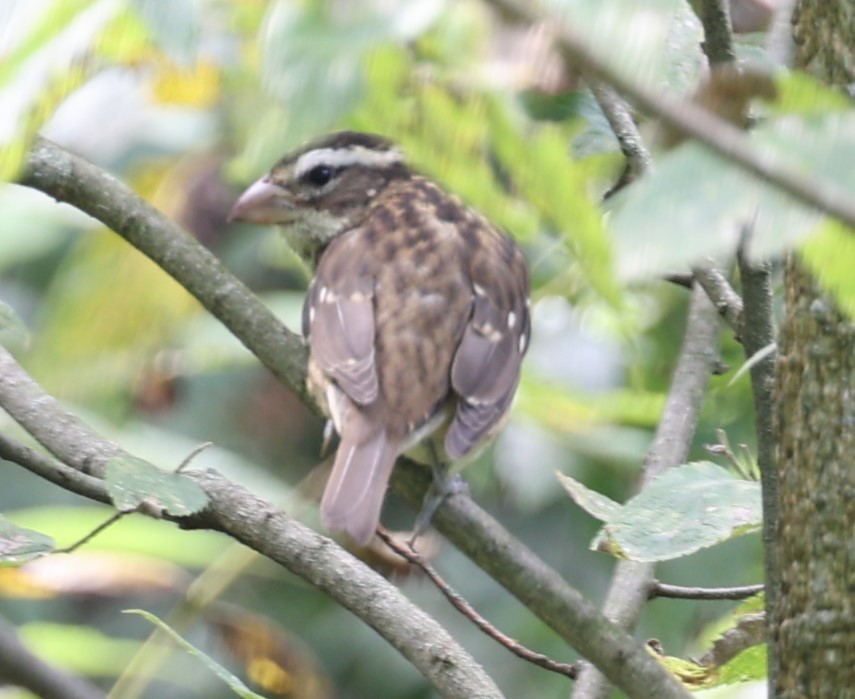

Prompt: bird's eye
xmin=303 ymin=165 xmax=335 ymax=187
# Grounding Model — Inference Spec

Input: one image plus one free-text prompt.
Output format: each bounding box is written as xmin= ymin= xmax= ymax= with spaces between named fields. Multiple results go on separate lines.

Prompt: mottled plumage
xmin=230 ymin=131 xmax=530 ymax=544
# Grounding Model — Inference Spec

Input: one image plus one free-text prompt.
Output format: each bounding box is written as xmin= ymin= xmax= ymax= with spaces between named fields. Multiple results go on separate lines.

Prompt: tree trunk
xmin=772 ymin=2 xmax=855 ymax=696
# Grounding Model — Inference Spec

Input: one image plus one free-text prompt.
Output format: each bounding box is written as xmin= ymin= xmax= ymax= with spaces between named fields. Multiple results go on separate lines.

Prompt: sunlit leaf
xmin=7 ymin=506 xmax=225 ymax=566
xmin=125 ymin=609 xmax=267 ymax=699
xmin=800 ymin=219 xmax=855 ymax=319
xmin=149 ymin=59 xmax=220 ymax=107
xmin=0 ymin=516 xmax=55 ymax=565
xmin=771 ymin=71 xmax=852 ymax=116
xmin=714 ymin=645 xmax=767 ymax=686
xmin=489 ymin=113 xmax=621 ymax=305
xmin=105 ymin=455 xmax=208 ymax=516
xmin=0 ymin=0 xmax=121 ymax=180
xmin=20 ymin=622 xmax=139 ymax=676
xmin=518 ymin=377 xmax=666 ymax=430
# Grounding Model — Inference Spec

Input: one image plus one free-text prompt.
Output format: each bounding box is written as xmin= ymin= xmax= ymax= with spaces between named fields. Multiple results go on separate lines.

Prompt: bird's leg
xmin=410 ymin=440 xmax=469 ymax=545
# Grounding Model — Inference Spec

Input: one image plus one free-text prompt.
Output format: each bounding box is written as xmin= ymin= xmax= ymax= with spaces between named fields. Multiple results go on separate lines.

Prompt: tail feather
xmin=320 ymin=414 xmax=398 ymax=545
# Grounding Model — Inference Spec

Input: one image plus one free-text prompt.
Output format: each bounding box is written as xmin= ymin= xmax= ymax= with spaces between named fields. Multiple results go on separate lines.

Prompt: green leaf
xmin=556 ymin=473 xmax=622 ymax=522
xmin=105 ymin=456 xmax=209 ymax=517
xmin=772 ymin=71 xmax=852 ymax=116
xmin=7 ymin=506 xmax=225 ymax=566
xmin=715 ymin=645 xmax=767 ymax=685
xmin=611 ymin=111 xmax=855 ymax=281
xmin=610 ymin=142 xmax=820 ymax=281
xmin=125 ymin=609 xmax=267 ymax=699
xmin=0 ymin=516 xmax=55 ymax=564
xmin=800 ymin=220 xmax=855 ymax=319
xmin=489 ymin=109 xmax=621 ymax=305
xmin=0 ymin=0 xmax=119 ymax=180
xmin=566 ymin=462 xmax=761 ymax=561
xmin=20 ymin=622 xmax=138 ymax=676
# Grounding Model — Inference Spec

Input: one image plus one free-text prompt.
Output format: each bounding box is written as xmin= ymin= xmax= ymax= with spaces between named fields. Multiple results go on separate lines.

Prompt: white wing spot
xmin=318 ymin=286 xmax=328 ymax=303
xmin=519 ymin=332 xmax=528 ymax=353
xmin=473 ymin=283 xmax=487 ymax=297
xmin=508 ymin=311 xmax=517 ymax=329
xmin=309 ymin=305 xmax=316 ymax=325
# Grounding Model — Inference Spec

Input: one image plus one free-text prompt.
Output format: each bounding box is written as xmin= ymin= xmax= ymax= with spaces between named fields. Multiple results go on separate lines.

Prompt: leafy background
xmin=5 ymin=0 xmax=851 ymax=696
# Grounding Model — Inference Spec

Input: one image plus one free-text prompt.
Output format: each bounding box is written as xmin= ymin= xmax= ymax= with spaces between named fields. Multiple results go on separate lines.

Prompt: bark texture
xmin=773 ymin=2 xmax=855 ymax=695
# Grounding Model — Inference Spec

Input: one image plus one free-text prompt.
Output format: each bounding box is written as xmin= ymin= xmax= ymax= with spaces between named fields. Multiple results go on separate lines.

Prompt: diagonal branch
xmin=16 ymin=139 xmax=691 ymax=699
xmin=700 ymin=0 xmax=737 ymax=65
xmin=0 ymin=614 xmax=105 ymax=699
xmin=0 ymin=346 xmax=504 ymax=699
xmin=17 ymin=137 xmax=313 ymax=410
xmin=571 ymin=285 xmax=721 ymax=699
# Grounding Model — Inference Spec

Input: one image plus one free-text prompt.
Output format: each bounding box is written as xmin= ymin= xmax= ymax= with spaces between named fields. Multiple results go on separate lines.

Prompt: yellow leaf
xmin=149 ymin=58 xmax=219 ymax=107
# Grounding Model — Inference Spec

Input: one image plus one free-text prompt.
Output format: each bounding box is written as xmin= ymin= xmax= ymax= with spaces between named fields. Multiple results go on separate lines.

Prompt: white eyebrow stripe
xmin=294 ymin=146 xmax=404 ymax=179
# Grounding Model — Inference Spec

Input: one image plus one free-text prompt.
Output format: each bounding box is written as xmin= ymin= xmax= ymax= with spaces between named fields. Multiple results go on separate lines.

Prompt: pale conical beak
xmin=228 ymin=176 xmax=290 ymax=224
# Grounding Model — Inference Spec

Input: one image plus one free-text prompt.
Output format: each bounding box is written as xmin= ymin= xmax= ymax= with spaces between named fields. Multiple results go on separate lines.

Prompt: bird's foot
xmin=409 ymin=470 xmax=469 ymax=546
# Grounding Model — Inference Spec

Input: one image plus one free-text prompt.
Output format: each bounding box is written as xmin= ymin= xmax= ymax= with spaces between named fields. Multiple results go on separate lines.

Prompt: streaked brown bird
xmin=229 ymin=131 xmax=530 ymax=544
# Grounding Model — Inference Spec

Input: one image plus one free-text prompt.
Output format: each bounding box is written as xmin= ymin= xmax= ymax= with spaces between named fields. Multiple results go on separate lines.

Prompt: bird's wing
xmin=447 ymin=244 xmax=530 ymax=460
xmin=304 ymin=233 xmax=379 ymax=406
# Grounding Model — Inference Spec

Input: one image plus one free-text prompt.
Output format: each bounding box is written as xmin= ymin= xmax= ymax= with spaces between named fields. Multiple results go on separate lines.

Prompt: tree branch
xmin=0 ymin=614 xmax=105 ymax=699
xmin=0 ymin=347 xmax=504 ymax=699
xmin=571 ymin=285 xmax=721 ymax=699
xmin=390 ymin=460 xmax=691 ymax=699
xmin=486 ymin=0 xmax=855 ymax=230
xmin=692 ymin=263 xmax=745 ymax=336
xmin=15 ymin=140 xmax=692 ymax=699
xmin=0 ymin=431 xmax=111 ymax=505
xmin=650 ymin=582 xmax=764 ymax=601
xmin=588 ymin=82 xmax=653 ymax=188
xmin=17 ymin=138 xmax=313 ymax=410
xmin=736 ymin=247 xmax=778 ymax=683
xmin=700 ymin=0 xmax=737 ymax=65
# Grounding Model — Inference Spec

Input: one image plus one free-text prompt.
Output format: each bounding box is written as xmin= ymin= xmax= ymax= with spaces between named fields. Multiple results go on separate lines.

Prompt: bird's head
xmin=229 ymin=131 xmax=408 ymax=265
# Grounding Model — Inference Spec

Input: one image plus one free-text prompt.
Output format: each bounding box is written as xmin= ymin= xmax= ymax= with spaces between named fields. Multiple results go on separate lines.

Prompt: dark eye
xmin=303 ymin=165 xmax=334 ymax=187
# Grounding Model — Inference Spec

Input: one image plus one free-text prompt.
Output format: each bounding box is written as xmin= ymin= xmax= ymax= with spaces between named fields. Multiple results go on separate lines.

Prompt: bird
xmin=229 ymin=131 xmax=530 ymax=544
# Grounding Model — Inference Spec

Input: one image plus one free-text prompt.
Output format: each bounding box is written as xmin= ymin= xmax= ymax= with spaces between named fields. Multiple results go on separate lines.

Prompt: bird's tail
xmin=320 ymin=413 xmax=398 ymax=545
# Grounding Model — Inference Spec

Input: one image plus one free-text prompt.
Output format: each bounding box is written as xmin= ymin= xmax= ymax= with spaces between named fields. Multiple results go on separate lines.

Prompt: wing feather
xmin=305 ymin=242 xmax=379 ymax=406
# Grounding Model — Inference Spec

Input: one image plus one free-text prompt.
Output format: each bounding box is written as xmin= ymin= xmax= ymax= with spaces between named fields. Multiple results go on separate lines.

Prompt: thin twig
xmin=176 ymin=442 xmax=213 ymax=473
xmin=699 ymin=612 xmax=765 ymax=667
xmin=736 ymin=242 xmax=778 ymax=681
xmin=378 ymin=530 xmax=580 ymax=680
xmin=0 ymin=431 xmax=111 ymax=505
xmin=692 ymin=264 xmax=745 ymax=336
xmin=650 ymin=582 xmax=764 ymax=601
xmin=54 ymin=509 xmax=136 ymax=554
xmin=589 ymin=81 xmax=653 ymax=195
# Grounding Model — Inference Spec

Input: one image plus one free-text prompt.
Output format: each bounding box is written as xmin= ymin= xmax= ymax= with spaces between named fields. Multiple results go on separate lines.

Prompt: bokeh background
xmin=0 ymin=1 xmax=772 ymax=697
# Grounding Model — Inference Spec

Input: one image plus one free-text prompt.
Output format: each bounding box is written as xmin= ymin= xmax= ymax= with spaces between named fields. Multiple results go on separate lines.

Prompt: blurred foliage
xmin=1 ymin=0 xmax=852 ymax=697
